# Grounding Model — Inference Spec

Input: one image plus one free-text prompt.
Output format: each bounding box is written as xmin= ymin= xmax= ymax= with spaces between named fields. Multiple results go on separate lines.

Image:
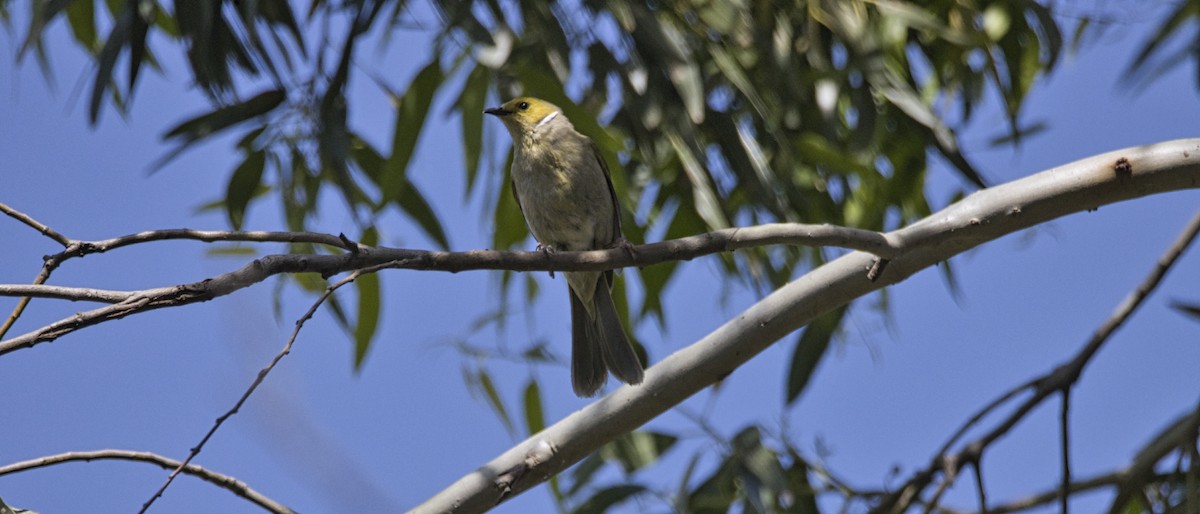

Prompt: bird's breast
xmin=512 ymin=145 xmax=613 ymax=251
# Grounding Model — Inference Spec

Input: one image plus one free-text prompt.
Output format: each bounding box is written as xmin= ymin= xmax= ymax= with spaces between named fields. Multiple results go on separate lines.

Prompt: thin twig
xmin=0 ymin=202 xmax=71 ymax=246
xmin=0 ymin=449 xmax=294 ymax=513
xmin=977 ymin=471 xmax=1124 ymax=514
xmin=0 ymin=266 xmax=53 ymax=340
xmin=138 ymin=261 xmax=392 ymax=512
xmin=67 ymin=228 xmax=362 ymax=255
xmin=0 ymin=202 xmax=72 ymax=339
xmin=935 ymin=377 xmax=1041 ymax=456
xmin=1060 ymin=391 xmax=1071 ymax=514
xmin=973 ymin=461 xmax=987 ymax=513
xmin=0 ymin=284 xmax=135 ymax=303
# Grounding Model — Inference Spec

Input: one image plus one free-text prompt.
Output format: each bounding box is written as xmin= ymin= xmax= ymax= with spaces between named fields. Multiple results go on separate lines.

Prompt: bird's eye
xmin=518 ymin=101 xmax=530 ymax=110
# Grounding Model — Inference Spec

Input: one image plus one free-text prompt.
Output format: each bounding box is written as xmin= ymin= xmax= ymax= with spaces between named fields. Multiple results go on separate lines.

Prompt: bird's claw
xmin=536 ymin=243 xmax=557 ymax=278
xmin=610 ymin=238 xmax=637 ymax=259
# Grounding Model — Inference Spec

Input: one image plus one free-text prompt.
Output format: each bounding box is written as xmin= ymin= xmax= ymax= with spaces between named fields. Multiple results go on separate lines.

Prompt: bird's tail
xmin=570 ymin=275 xmax=644 ymax=397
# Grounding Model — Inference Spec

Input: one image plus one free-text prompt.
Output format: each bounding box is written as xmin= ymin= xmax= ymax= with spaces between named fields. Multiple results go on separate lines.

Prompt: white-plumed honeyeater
xmin=485 ymin=97 xmax=644 ymax=397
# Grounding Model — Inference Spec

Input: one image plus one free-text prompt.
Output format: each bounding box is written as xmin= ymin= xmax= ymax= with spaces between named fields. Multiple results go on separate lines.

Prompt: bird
xmin=484 ymin=97 xmax=644 ymax=397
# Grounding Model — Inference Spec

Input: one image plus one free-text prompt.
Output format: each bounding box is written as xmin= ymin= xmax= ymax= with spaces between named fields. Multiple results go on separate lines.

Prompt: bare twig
xmin=1060 ymin=391 xmax=1071 ymax=514
xmin=0 ymin=203 xmax=71 ymax=339
xmin=0 ymin=202 xmax=70 ymax=246
xmin=0 ymin=284 xmax=135 ymax=303
xmin=61 ymin=228 xmax=362 ymax=256
xmin=0 ymin=266 xmax=54 ymax=340
xmin=0 ymin=222 xmax=905 ymax=355
xmin=875 ymin=210 xmax=1200 ymax=514
xmin=973 ymin=462 xmax=987 ymax=513
xmin=972 ymin=471 xmax=1124 ymax=514
xmin=138 ymin=262 xmax=392 ymax=512
xmin=0 ymin=449 xmax=294 ymax=513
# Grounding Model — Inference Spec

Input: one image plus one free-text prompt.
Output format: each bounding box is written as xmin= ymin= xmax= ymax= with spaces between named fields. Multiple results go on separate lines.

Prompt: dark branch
xmin=139 ymin=263 xmax=389 ymax=512
xmin=0 ymin=449 xmax=294 ymax=513
xmin=0 ymin=223 xmax=897 ymax=355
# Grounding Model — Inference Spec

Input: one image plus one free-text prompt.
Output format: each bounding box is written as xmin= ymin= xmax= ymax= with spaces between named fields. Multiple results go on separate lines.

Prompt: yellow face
xmin=484 ymin=97 xmax=562 ymax=137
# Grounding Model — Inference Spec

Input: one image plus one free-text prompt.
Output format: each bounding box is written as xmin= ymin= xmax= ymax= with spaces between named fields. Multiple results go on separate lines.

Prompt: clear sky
xmin=1 ymin=4 xmax=1199 ymax=514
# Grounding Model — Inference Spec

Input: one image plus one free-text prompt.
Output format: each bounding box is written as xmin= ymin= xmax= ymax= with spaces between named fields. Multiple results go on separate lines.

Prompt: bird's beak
xmin=484 ymin=106 xmax=511 ymax=116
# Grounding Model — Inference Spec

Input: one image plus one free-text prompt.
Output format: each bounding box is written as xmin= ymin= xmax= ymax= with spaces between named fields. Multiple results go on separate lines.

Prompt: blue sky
xmin=1 ymin=4 xmax=1199 ymax=513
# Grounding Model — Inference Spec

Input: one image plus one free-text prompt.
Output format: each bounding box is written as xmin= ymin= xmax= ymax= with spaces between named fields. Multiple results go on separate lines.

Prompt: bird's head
xmin=484 ymin=97 xmax=565 ymax=139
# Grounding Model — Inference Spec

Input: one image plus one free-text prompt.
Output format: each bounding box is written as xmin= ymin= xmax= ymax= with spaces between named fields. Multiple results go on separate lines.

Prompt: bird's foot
xmin=610 ymin=238 xmax=637 ymax=259
xmin=536 ymin=243 xmax=557 ymax=278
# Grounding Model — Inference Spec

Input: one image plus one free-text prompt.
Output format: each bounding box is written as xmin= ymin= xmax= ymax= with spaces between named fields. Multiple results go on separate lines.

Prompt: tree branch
xmin=139 ymin=264 xmax=382 ymax=512
xmin=0 ymin=284 xmax=135 ymax=303
xmin=0 ymin=220 xmax=902 ymax=354
xmin=0 ymin=449 xmax=294 ymax=513
xmin=0 ymin=202 xmax=70 ymax=339
xmin=413 ymin=139 xmax=1200 ymax=512
xmin=0 ymin=202 xmax=71 ymax=246
xmin=874 ymin=208 xmax=1200 ymax=514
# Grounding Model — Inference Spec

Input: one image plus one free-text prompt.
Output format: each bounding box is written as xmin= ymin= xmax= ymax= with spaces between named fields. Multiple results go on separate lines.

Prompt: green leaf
xmin=602 ymin=431 xmax=678 ymax=473
xmin=353 ymin=227 xmax=381 ymax=370
xmin=1123 ymin=0 xmax=1200 ymax=90
xmin=456 ymin=63 xmax=489 ymax=197
xmin=19 ymin=0 xmax=72 ymax=58
xmin=667 ymin=131 xmax=729 ymax=230
xmin=381 ymin=60 xmax=443 ymax=204
xmin=259 ymin=0 xmax=305 ymax=53
xmin=225 ymin=150 xmax=265 ymax=229
xmin=688 ymin=455 xmax=738 ymax=514
xmin=783 ymin=455 xmax=820 ymax=514
xmin=1171 ymin=301 xmax=1200 ymax=322
xmin=394 ymin=178 xmax=449 ymax=249
xmin=65 ymin=0 xmax=98 ymax=51
xmin=89 ymin=3 xmax=134 ymax=123
xmin=786 ymin=306 xmax=848 ymax=404
xmin=567 ymin=453 xmax=606 ymax=498
xmin=492 ymin=152 xmax=529 ymax=249
xmin=731 ymin=427 xmax=787 ymax=511
xmin=128 ymin=0 xmax=153 ymax=91
xmin=164 ymin=88 xmax=286 ymax=142
xmin=469 ymin=369 xmax=515 ymax=436
xmin=571 ymin=485 xmax=646 ymax=514
xmin=522 ymin=378 xmax=544 ymax=435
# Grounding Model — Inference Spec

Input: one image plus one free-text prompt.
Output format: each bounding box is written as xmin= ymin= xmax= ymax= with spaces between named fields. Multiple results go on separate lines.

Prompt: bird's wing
xmin=510 ymin=175 xmax=533 ymax=240
xmin=590 ymin=140 xmax=622 ymax=287
xmin=589 ymin=140 xmax=623 ymax=240
xmin=510 ymin=175 xmax=524 ymax=217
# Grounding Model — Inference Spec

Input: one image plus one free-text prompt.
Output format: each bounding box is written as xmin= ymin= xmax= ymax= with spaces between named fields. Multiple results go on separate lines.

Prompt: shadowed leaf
xmin=523 ymin=379 xmax=544 ymax=435
xmin=353 ymin=227 xmax=381 ymax=370
xmin=164 ymin=88 xmax=286 ymax=143
xmin=225 ymin=150 xmax=265 ymax=229
xmin=572 ymin=485 xmax=646 ymax=514
xmin=381 ymin=61 xmax=444 ymax=204
xmin=786 ymin=306 xmax=848 ymax=404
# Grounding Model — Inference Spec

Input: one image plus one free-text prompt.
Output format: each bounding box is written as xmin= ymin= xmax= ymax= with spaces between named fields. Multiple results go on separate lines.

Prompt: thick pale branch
xmin=0 ymin=449 xmax=294 ymax=513
xmin=876 ymin=210 xmax=1200 ymax=514
xmin=414 ymin=139 xmax=1200 ymax=513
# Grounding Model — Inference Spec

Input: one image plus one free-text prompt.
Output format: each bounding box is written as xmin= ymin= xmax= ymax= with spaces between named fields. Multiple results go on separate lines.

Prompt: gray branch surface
xmin=413 ymin=140 xmax=1200 ymax=513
